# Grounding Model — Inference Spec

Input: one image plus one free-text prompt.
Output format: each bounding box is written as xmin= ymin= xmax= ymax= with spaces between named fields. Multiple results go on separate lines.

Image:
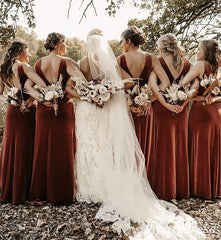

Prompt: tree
xmin=66 ymin=37 xmax=87 ymax=61
xmin=128 ymin=0 xmax=221 ymax=55
xmin=0 ymin=0 xmax=126 ymax=46
xmin=109 ymin=40 xmax=123 ymax=57
xmin=0 ymin=0 xmax=35 ymax=46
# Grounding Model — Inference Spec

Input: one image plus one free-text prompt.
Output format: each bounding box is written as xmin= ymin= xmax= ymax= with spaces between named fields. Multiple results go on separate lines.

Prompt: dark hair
xmin=121 ymin=26 xmax=146 ymax=46
xmin=0 ymin=41 xmax=27 ymax=83
xmin=44 ymin=32 xmax=65 ymax=51
xmin=200 ymin=39 xmax=221 ymax=74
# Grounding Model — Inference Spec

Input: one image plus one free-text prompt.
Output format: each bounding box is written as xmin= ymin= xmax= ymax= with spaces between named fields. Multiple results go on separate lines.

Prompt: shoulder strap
xmin=35 ymin=59 xmax=51 ymax=85
xmin=119 ymin=55 xmax=133 ymax=77
xmin=140 ymin=53 xmax=152 ymax=82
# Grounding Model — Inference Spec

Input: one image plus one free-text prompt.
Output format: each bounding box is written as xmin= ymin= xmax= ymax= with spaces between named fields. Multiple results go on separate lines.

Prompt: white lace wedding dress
xmin=74 ymin=30 xmax=206 ymax=240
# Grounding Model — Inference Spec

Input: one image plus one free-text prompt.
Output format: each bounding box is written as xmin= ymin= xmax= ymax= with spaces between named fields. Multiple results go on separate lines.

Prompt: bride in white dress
xmin=73 ymin=29 xmax=206 ymax=240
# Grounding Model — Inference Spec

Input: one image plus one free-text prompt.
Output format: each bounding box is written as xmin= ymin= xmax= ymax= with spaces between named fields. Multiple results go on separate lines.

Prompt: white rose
xmin=200 ymin=79 xmax=210 ymax=87
xmin=212 ymin=86 xmax=220 ymax=95
xmin=10 ymin=100 xmax=17 ymax=105
xmin=100 ymin=92 xmax=111 ymax=102
xmin=11 ymin=87 xmax=19 ymax=95
xmin=134 ymin=95 xmax=142 ymax=105
xmin=45 ymin=91 xmax=54 ymax=101
xmin=170 ymin=92 xmax=178 ymax=102
xmin=187 ymin=89 xmax=196 ymax=97
xmin=177 ymin=90 xmax=187 ymax=101
xmin=99 ymin=86 xmax=108 ymax=95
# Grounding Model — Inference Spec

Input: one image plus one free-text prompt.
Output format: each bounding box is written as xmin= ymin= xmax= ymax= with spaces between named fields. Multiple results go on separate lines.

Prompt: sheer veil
xmin=76 ymin=29 xmax=206 ymax=239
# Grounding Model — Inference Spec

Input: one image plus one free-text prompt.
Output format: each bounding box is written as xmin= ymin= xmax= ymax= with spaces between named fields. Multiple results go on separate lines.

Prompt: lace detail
xmin=75 ymin=97 xmax=206 ymax=240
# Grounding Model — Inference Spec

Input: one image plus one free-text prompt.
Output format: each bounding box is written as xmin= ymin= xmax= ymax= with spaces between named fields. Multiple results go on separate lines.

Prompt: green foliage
xmin=66 ymin=38 xmax=87 ymax=61
xmin=129 ymin=0 xmax=221 ymax=55
xmin=0 ymin=0 xmax=35 ymax=46
xmin=109 ymin=40 xmax=123 ymax=57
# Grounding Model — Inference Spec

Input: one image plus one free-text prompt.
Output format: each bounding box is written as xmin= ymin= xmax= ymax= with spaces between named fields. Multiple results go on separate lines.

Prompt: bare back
xmin=119 ymin=50 xmax=150 ymax=78
xmin=36 ymin=55 xmax=65 ymax=84
xmin=161 ymin=55 xmax=185 ymax=80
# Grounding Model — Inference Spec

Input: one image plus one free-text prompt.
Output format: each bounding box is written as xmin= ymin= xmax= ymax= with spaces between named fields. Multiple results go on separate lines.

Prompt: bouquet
xmin=125 ymin=81 xmax=152 ymax=116
xmin=5 ymin=86 xmax=30 ymax=113
xmin=200 ymin=74 xmax=220 ymax=97
xmin=73 ymin=73 xmax=124 ymax=107
xmin=161 ymin=82 xmax=197 ymax=106
xmin=38 ymin=83 xmax=64 ymax=116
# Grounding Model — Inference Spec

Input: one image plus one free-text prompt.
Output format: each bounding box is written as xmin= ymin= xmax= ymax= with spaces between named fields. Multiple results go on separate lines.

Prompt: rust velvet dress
xmin=0 ymin=65 xmax=35 ymax=204
xmin=147 ymin=58 xmax=191 ymax=200
xmin=29 ymin=59 xmax=75 ymax=205
xmin=189 ymin=62 xmax=221 ymax=199
xmin=119 ymin=54 xmax=153 ymax=162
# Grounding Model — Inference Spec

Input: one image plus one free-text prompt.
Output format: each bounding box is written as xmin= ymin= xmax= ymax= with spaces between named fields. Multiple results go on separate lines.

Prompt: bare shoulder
xmin=116 ymin=54 xmax=124 ymax=64
xmin=63 ymin=57 xmax=78 ymax=67
xmin=79 ymin=57 xmax=89 ymax=72
xmin=20 ymin=62 xmax=32 ymax=70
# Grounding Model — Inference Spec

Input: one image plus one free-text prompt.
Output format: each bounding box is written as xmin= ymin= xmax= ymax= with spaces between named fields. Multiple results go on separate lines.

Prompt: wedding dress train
xmin=74 ymin=30 xmax=206 ymax=240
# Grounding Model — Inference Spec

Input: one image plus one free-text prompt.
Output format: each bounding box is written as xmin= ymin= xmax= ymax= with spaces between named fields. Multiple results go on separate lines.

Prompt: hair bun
xmin=121 ymin=26 xmax=146 ymax=46
xmin=44 ymin=32 xmax=65 ymax=51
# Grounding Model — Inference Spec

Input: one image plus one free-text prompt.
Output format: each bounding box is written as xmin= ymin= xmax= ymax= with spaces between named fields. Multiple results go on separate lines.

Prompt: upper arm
xmin=182 ymin=61 xmax=204 ymax=85
xmin=151 ymin=55 xmax=170 ymax=86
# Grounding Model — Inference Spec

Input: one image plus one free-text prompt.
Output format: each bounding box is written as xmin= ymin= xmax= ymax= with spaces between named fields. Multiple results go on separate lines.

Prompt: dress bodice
xmin=119 ymin=53 xmax=152 ymax=86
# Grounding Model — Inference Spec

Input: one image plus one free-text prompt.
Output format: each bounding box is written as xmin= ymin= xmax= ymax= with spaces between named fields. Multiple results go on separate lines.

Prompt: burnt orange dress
xmin=189 ymin=62 xmax=221 ymax=199
xmin=29 ymin=59 xmax=75 ymax=205
xmin=119 ymin=54 xmax=153 ymax=162
xmin=147 ymin=58 xmax=191 ymax=200
xmin=0 ymin=65 xmax=35 ymax=204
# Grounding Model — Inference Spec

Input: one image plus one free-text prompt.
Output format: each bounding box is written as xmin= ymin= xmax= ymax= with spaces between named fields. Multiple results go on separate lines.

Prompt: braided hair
xmin=157 ymin=33 xmax=185 ymax=72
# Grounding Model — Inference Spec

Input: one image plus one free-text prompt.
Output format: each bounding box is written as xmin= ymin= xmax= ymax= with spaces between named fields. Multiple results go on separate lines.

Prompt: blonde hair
xmin=87 ymin=28 xmax=103 ymax=38
xmin=157 ymin=33 xmax=185 ymax=72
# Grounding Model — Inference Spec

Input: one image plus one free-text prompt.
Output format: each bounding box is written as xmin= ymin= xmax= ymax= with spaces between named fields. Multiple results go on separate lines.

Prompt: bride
xmin=72 ymin=29 xmax=206 ymax=239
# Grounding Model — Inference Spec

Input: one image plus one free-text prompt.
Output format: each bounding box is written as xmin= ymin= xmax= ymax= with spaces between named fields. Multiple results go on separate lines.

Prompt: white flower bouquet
xmin=125 ymin=81 xmax=152 ymax=116
xmin=73 ymin=73 xmax=124 ymax=107
xmin=161 ymin=82 xmax=197 ymax=106
xmin=5 ymin=86 xmax=30 ymax=113
xmin=200 ymin=74 xmax=220 ymax=97
xmin=38 ymin=83 xmax=64 ymax=116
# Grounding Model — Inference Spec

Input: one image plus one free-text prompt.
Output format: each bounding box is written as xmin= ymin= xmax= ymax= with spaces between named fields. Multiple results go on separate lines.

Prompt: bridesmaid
xmin=28 ymin=32 xmax=80 ymax=205
xmin=182 ymin=39 xmax=221 ymax=199
xmin=148 ymin=33 xmax=193 ymax=200
xmin=117 ymin=27 xmax=179 ymax=165
xmin=0 ymin=41 xmax=46 ymax=204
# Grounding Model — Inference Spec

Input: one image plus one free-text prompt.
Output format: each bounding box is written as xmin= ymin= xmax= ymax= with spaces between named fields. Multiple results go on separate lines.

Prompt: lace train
xmin=75 ymin=98 xmax=206 ymax=240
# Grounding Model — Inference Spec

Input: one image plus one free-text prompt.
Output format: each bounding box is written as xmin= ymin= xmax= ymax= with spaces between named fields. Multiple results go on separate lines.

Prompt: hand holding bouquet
xmin=5 ymin=86 xmax=30 ymax=113
xmin=161 ymin=82 xmax=197 ymax=107
xmin=73 ymin=73 xmax=124 ymax=107
xmin=38 ymin=83 xmax=64 ymax=116
xmin=126 ymin=81 xmax=152 ymax=116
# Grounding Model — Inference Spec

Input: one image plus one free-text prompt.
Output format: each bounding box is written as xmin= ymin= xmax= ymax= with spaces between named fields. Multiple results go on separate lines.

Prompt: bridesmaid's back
xmin=36 ymin=55 xmax=66 ymax=84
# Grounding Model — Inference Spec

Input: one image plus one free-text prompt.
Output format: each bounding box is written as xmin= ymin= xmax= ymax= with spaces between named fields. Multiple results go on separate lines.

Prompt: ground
xmin=0 ymin=198 xmax=220 ymax=239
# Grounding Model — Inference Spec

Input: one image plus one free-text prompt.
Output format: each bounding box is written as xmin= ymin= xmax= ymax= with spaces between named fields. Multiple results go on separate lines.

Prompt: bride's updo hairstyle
xmin=0 ymin=41 xmax=27 ymax=83
xmin=44 ymin=32 xmax=65 ymax=51
xmin=200 ymin=39 xmax=221 ymax=75
xmin=121 ymin=26 xmax=146 ymax=47
xmin=157 ymin=33 xmax=184 ymax=72
xmin=87 ymin=28 xmax=103 ymax=38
